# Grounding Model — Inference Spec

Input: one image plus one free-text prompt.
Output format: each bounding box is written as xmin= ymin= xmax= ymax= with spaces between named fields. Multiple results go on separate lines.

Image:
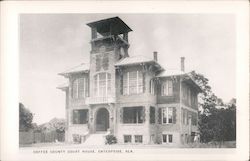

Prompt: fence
xmin=20 ymin=130 xmax=65 ymax=144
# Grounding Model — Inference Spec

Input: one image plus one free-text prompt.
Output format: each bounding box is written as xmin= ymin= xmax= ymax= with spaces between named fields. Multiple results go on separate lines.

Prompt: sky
xmin=20 ymin=14 xmax=236 ymax=124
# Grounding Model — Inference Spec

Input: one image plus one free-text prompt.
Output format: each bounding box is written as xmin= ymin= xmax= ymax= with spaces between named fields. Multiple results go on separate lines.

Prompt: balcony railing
xmin=85 ymin=96 xmax=116 ymax=105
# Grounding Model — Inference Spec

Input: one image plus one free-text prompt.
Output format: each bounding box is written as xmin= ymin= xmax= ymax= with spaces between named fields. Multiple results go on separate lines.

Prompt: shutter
xmin=86 ymin=77 xmax=89 ymax=97
xmin=149 ymin=79 xmax=152 ymax=94
xmin=158 ymin=108 xmax=162 ymax=124
xmin=120 ymin=108 xmax=123 ymax=123
xmin=173 ymin=107 xmax=177 ymax=124
xmin=86 ymin=109 xmax=89 ymax=123
xmin=120 ymin=74 xmax=123 ymax=95
xmin=143 ymin=72 xmax=146 ymax=93
xmin=70 ymin=110 xmax=74 ymax=124
xmin=142 ymin=107 xmax=146 ymax=123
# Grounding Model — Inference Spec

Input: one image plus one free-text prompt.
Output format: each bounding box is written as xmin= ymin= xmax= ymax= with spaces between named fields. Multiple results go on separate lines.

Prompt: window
xmin=135 ymin=135 xmax=143 ymax=143
xmin=187 ymin=88 xmax=191 ymax=105
xmin=94 ymin=73 xmax=111 ymax=97
xmin=123 ymin=107 xmax=144 ymax=124
xmin=72 ymin=78 xmax=88 ymax=99
xmin=150 ymin=106 xmax=155 ymax=124
xmin=96 ymin=53 xmax=109 ymax=71
xmin=72 ymin=109 xmax=88 ymax=124
xmin=182 ymin=108 xmax=185 ymax=124
xmin=123 ymin=71 xmax=143 ymax=95
xmin=124 ymin=135 xmax=132 ymax=143
xmin=162 ymin=107 xmax=173 ymax=124
xmin=162 ymin=134 xmax=173 ymax=143
xmin=150 ymin=79 xmax=155 ymax=95
xmin=191 ymin=112 xmax=198 ymax=125
xmin=161 ymin=80 xmax=173 ymax=96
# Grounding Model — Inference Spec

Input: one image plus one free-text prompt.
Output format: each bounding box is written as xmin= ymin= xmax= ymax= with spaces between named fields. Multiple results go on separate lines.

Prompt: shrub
xmin=105 ymin=135 xmax=117 ymax=145
xmin=72 ymin=134 xmax=81 ymax=143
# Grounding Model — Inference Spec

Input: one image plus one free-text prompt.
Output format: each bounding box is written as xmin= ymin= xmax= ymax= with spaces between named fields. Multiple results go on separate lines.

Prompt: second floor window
xmin=161 ymin=80 xmax=173 ymax=96
xmin=123 ymin=71 xmax=143 ymax=95
xmin=149 ymin=79 xmax=155 ymax=95
xmin=94 ymin=72 xmax=111 ymax=97
xmin=72 ymin=78 xmax=88 ymax=99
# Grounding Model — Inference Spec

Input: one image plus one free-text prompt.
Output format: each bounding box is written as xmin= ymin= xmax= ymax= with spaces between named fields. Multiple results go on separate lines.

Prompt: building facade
xmin=58 ymin=17 xmax=201 ymax=146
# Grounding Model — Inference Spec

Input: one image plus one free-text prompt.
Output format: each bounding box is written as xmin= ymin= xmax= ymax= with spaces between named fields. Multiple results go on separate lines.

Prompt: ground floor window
xmin=124 ymin=135 xmax=132 ymax=143
xmin=162 ymin=134 xmax=173 ymax=143
xmin=162 ymin=107 xmax=174 ymax=124
xmin=134 ymin=135 xmax=143 ymax=143
xmin=123 ymin=106 xmax=144 ymax=124
xmin=72 ymin=109 xmax=88 ymax=124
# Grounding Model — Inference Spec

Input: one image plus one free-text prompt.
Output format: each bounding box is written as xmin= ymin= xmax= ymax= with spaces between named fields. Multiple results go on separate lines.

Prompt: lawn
xmin=20 ymin=141 xmax=236 ymax=149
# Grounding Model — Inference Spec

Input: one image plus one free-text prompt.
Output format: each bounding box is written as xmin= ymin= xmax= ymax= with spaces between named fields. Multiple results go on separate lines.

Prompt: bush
xmin=105 ymin=135 xmax=117 ymax=145
xmin=72 ymin=134 xmax=81 ymax=143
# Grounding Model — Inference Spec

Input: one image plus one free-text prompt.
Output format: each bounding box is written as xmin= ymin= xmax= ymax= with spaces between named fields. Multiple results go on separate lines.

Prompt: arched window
xmin=94 ymin=72 xmax=111 ymax=97
xmin=72 ymin=78 xmax=88 ymax=99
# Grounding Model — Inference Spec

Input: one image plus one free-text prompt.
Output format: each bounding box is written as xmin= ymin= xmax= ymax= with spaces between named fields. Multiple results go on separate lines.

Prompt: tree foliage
xmin=37 ymin=118 xmax=66 ymax=133
xmin=190 ymin=71 xmax=236 ymax=143
xmin=19 ymin=103 xmax=34 ymax=131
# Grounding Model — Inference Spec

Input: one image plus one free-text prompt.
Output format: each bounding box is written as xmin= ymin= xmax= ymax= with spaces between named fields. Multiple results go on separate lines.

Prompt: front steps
xmin=83 ymin=133 xmax=106 ymax=146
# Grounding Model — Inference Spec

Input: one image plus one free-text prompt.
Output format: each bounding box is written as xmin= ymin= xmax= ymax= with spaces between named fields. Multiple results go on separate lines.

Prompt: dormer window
xmin=161 ymin=80 xmax=173 ymax=96
xmin=72 ymin=78 xmax=88 ymax=99
xmin=123 ymin=71 xmax=143 ymax=95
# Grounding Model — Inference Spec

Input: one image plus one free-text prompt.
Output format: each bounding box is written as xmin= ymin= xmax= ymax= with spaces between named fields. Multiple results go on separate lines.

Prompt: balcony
xmin=85 ymin=96 xmax=116 ymax=105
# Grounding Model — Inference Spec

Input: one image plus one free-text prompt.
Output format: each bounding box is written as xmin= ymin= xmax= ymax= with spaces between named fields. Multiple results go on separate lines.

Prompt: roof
xmin=57 ymin=82 xmax=69 ymax=91
xmin=58 ymin=63 xmax=89 ymax=77
xmin=115 ymin=55 xmax=158 ymax=66
xmin=156 ymin=69 xmax=202 ymax=93
xmin=156 ymin=69 xmax=185 ymax=77
xmin=87 ymin=17 xmax=132 ymax=35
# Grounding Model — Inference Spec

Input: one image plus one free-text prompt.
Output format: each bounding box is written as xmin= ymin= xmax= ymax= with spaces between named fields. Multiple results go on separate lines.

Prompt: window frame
xmin=162 ymin=107 xmax=174 ymax=124
xmin=162 ymin=134 xmax=173 ymax=144
xmin=72 ymin=109 xmax=89 ymax=124
xmin=94 ymin=72 xmax=111 ymax=97
xmin=134 ymin=135 xmax=143 ymax=143
xmin=150 ymin=79 xmax=155 ymax=95
xmin=123 ymin=70 xmax=143 ymax=95
xmin=161 ymin=80 xmax=173 ymax=96
xmin=72 ymin=78 xmax=87 ymax=99
xmin=122 ymin=106 xmax=144 ymax=124
xmin=124 ymin=135 xmax=132 ymax=143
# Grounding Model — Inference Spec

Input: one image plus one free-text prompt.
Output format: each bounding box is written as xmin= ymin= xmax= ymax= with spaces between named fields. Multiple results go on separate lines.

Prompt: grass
xmin=180 ymin=141 xmax=236 ymax=148
xmin=20 ymin=141 xmax=236 ymax=149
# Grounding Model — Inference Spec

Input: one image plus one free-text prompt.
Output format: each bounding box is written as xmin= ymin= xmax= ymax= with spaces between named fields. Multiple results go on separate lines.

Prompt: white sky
xmin=20 ymin=14 xmax=235 ymax=124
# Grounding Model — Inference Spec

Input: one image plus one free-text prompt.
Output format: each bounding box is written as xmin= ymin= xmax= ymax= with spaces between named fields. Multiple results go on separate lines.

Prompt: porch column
xmin=89 ymin=107 xmax=94 ymax=133
xmin=145 ymin=105 xmax=150 ymax=125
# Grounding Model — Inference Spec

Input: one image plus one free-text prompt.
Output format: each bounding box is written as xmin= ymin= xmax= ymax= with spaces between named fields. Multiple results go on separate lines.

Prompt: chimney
xmin=181 ymin=57 xmax=185 ymax=72
xmin=153 ymin=51 xmax=158 ymax=62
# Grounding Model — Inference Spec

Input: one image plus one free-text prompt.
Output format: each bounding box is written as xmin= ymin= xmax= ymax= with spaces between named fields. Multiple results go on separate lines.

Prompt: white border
xmin=0 ymin=1 xmax=249 ymax=161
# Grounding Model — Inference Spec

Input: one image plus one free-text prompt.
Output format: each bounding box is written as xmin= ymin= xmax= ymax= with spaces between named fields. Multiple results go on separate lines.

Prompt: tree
xmin=19 ymin=103 xmax=34 ymax=131
xmin=190 ymin=71 xmax=236 ymax=144
xmin=38 ymin=118 xmax=66 ymax=133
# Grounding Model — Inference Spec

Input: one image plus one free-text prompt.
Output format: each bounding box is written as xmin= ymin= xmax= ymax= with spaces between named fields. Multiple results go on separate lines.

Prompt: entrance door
xmin=96 ymin=108 xmax=109 ymax=132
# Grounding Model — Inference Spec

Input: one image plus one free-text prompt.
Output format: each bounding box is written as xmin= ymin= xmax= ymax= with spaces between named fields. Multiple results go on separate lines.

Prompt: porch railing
xmin=85 ymin=96 xmax=116 ymax=105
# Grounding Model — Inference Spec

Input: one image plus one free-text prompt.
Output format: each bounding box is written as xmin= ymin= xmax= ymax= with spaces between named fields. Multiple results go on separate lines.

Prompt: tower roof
xmin=87 ymin=17 xmax=132 ymax=35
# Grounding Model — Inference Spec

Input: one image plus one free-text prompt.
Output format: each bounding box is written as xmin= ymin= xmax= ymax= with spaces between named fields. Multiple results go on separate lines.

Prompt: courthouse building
xmin=58 ymin=17 xmax=201 ymax=146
